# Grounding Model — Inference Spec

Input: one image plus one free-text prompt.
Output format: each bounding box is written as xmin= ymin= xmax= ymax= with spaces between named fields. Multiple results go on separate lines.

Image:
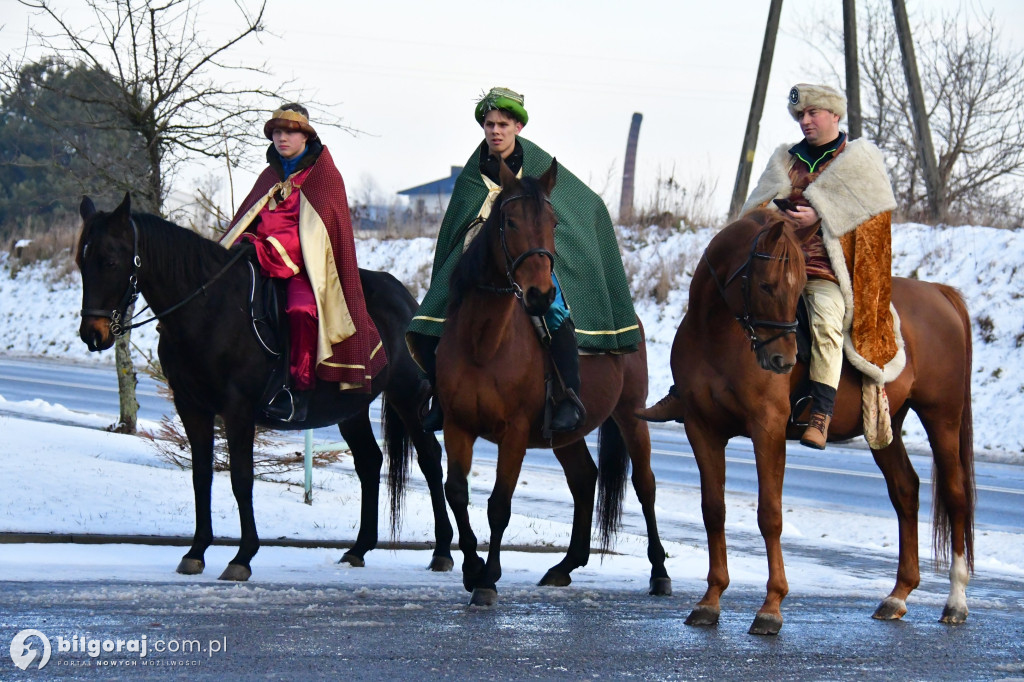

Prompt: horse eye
xmin=758 ymin=282 xmax=773 ymax=294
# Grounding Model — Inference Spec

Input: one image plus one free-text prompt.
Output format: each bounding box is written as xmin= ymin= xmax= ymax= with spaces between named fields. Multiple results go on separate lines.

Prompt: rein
xmin=703 ymin=227 xmax=798 ymax=351
xmin=476 ymin=192 xmax=555 ymax=300
xmin=80 ymin=218 xmax=249 ymax=337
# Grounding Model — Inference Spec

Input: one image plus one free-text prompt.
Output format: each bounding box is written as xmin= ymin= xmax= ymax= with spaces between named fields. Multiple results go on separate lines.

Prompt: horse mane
xmin=447 ymin=175 xmax=550 ymax=314
xmin=129 ymin=212 xmax=235 ymax=284
xmin=742 ymin=207 xmax=804 ymax=285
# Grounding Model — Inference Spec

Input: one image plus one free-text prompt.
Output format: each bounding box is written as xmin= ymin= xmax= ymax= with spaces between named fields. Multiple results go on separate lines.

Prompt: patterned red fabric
xmin=230 ymin=147 xmax=387 ymax=391
xmin=243 ymin=166 xmax=311 ymax=278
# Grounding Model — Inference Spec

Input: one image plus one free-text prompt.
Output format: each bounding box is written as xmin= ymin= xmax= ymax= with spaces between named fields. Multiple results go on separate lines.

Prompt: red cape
xmin=230 ymin=147 xmax=386 ymax=391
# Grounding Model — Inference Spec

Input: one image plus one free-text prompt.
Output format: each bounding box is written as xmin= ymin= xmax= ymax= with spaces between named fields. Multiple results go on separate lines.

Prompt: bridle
xmin=703 ymin=227 xmax=799 ymax=351
xmin=478 ymin=192 xmax=556 ymax=300
xmin=80 ymin=218 xmax=247 ymax=337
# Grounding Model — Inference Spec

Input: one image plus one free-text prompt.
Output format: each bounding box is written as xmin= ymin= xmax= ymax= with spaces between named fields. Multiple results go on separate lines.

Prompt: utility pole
xmin=843 ymin=0 xmax=863 ymax=140
xmin=619 ymin=113 xmax=643 ymax=225
xmin=891 ymin=0 xmax=944 ymax=220
xmin=729 ymin=0 xmax=784 ymax=220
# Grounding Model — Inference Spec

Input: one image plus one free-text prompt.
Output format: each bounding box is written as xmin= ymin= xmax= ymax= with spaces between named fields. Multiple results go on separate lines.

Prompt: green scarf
xmin=407 ymin=136 xmax=640 ymax=352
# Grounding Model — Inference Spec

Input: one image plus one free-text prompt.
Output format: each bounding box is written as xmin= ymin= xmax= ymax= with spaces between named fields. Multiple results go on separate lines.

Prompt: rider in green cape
xmin=407 ymin=86 xmax=640 ymax=433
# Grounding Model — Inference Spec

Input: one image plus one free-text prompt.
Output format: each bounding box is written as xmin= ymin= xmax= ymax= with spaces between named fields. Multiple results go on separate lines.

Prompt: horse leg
xmin=443 ymin=426 xmax=485 ymax=597
xmin=538 ymin=439 xmax=598 ymax=587
xmin=391 ymin=394 xmax=455 ymax=572
xmin=869 ymin=412 xmax=921 ymax=621
xmin=684 ymin=425 xmax=730 ymax=627
xmin=473 ymin=429 xmax=529 ymax=606
xmin=918 ymin=405 xmax=973 ymax=624
xmin=174 ymin=402 xmax=215 ymax=576
xmin=619 ymin=415 xmax=672 ymax=596
xmin=748 ymin=425 xmax=789 ymax=635
xmin=336 ymin=414 xmax=383 ymax=567
xmin=218 ymin=413 xmax=258 ymax=581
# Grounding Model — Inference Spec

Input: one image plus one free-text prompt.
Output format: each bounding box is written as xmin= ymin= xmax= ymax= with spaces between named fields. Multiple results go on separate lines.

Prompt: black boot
xmin=548 ymin=320 xmax=586 ymax=433
xmin=265 ymin=388 xmax=310 ymax=423
xmin=413 ymin=334 xmax=443 ymax=432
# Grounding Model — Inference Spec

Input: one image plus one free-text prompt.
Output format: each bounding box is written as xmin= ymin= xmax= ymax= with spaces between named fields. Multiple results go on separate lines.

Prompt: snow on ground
xmin=2 ymin=222 xmax=1022 ymax=459
xmin=2 ymin=411 xmax=1022 ymax=601
xmin=0 ymin=222 xmax=1022 ymax=596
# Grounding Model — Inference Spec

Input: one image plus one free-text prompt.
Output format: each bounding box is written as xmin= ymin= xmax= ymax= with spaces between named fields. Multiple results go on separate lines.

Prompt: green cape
xmin=406 ymin=137 xmax=640 ymax=352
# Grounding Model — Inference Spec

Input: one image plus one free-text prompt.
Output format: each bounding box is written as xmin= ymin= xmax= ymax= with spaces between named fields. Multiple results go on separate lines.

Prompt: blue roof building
xmin=397 ymin=166 xmax=463 ymax=213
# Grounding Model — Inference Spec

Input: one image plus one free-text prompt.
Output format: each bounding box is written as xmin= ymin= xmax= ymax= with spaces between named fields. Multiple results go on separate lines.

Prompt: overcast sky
xmin=2 ymin=0 xmax=1023 ymax=217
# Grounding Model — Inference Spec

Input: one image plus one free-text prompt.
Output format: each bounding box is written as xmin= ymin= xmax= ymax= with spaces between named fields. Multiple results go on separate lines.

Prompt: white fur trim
xmin=804 ymin=140 xmax=896 ymax=238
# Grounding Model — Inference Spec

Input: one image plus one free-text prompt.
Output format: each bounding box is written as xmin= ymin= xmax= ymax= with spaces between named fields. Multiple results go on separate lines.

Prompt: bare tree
xmin=806 ymin=2 xmax=1024 ymax=226
xmin=1 ymin=0 xmax=284 ymax=433
xmin=2 ymin=0 xmax=287 ymax=213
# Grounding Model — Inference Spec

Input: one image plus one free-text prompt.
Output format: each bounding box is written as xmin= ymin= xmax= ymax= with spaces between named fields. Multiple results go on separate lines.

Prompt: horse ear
xmin=80 ymin=196 xmax=96 ymax=220
xmin=113 ymin=192 xmax=132 ymax=217
xmin=498 ymin=156 xmax=517 ymax=188
xmin=539 ymin=157 xmax=558 ymax=196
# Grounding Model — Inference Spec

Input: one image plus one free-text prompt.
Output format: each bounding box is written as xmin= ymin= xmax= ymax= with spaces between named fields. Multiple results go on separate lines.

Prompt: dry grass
xmin=629 ymin=169 xmax=722 ymax=232
xmin=140 ymin=416 xmax=349 ymax=478
xmin=7 ymin=218 xmax=80 ymax=280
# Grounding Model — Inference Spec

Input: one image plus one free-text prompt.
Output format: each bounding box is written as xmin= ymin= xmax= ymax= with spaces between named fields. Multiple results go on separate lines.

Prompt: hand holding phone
xmin=773 ymin=198 xmax=797 ymax=213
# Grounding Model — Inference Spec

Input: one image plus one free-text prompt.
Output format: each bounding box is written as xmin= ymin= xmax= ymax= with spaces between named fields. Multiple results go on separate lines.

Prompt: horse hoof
xmin=649 ymin=577 xmax=673 ymax=596
xmin=748 ymin=612 xmax=783 ymax=636
xmin=684 ymin=605 xmax=720 ymax=627
xmin=339 ymin=553 xmax=365 ymax=567
xmin=939 ymin=604 xmax=968 ymax=624
xmin=175 ymin=558 xmax=205 ymax=575
xmin=872 ymin=597 xmax=907 ymax=620
xmin=469 ymin=588 xmax=498 ymax=606
xmin=217 ymin=564 xmax=252 ymax=582
xmin=538 ymin=569 xmax=572 ymax=587
xmin=428 ymin=555 xmax=454 ymax=572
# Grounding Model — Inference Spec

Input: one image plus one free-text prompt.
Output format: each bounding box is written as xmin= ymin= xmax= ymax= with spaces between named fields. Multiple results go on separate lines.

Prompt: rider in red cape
xmin=221 ymin=104 xmax=386 ymax=421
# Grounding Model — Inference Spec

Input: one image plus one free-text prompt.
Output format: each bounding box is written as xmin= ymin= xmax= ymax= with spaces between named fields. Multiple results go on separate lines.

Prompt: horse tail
xmin=931 ymin=284 xmax=976 ymax=572
xmin=596 ymin=417 xmax=630 ymax=552
xmin=382 ymin=396 xmax=412 ymax=539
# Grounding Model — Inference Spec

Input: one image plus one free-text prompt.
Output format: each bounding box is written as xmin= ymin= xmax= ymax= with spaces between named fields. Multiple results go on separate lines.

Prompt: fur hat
xmin=263 ymin=107 xmax=317 ymax=140
xmin=787 ymin=83 xmax=846 ymax=120
xmin=474 ymin=87 xmax=529 ymax=127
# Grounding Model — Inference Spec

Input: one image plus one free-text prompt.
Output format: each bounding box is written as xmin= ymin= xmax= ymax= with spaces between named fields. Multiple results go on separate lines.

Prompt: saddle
xmin=233 ymin=243 xmax=295 ymax=419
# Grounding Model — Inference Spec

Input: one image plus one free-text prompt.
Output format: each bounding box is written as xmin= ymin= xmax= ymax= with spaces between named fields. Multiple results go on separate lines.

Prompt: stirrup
xmin=264 ymin=388 xmax=309 ymax=423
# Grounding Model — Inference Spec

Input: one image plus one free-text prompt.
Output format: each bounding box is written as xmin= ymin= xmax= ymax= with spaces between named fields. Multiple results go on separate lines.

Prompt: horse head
xmin=707 ymin=209 xmax=807 ymax=374
xmin=76 ymin=192 xmax=138 ymax=351
xmin=493 ymin=157 xmax=559 ymax=316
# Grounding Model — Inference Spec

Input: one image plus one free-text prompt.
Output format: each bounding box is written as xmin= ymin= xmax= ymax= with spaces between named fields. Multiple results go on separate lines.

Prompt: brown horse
xmin=437 ymin=158 xmax=671 ymax=605
xmin=643 ymin=209 xmax=975 ymax=634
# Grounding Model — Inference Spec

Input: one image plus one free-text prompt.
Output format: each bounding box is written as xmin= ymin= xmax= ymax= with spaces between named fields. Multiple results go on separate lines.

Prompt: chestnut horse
xmin=437 ymin=159 xmax=671 ymax=605
xmin=646 ymin=209 xmax=974 ymax=634
xmin=77 ymin=194 xmax=454 ymax=580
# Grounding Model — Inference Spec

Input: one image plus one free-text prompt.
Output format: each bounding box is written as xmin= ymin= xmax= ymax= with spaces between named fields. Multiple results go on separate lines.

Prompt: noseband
xmin=481 ymin=192 xmax=556 ymax=299
xmin=703 ymin=227 xmax=799 ymax=351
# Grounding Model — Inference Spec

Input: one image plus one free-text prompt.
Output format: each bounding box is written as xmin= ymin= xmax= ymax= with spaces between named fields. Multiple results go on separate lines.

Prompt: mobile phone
xmin=773 ymin=198 xmax=797 ymax=212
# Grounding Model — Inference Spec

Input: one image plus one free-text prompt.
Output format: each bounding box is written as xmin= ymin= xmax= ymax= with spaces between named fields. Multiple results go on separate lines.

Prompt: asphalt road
xmin=3 ymin=578 xmax=1023 ymax=680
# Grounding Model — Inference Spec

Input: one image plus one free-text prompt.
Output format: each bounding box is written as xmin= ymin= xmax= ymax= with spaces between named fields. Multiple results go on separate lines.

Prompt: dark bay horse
xmin=647 ymin=210 xmax=974 ymax=630
xmin=77 ymin=193 xmax=453 ymax=580
xmin=646 ymin=209 xmax=974 ymax=634
xmin=437 ymin=159 xmax=671 ymax=605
